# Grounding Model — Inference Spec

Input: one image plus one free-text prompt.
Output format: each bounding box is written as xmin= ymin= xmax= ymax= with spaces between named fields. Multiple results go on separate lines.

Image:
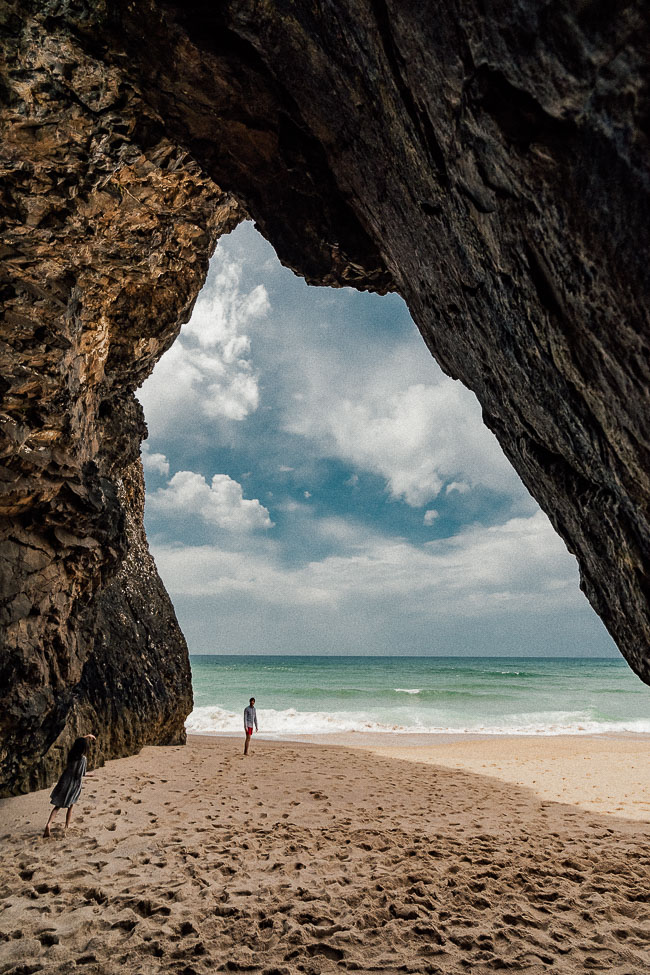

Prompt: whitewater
xmin=186 ymin=655 xmax=650 ymax=739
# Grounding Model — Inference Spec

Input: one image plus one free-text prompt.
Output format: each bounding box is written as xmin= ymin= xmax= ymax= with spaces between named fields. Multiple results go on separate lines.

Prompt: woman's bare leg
xmin=43 ymin=807 xmax=59 ymax=837
xmin=65 ymin=805 xmax=74 ymax=829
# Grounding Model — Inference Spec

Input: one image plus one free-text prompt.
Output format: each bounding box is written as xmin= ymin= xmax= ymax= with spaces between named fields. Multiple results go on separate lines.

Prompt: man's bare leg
xmin=244 ymin=733 xmax=250 ymax=756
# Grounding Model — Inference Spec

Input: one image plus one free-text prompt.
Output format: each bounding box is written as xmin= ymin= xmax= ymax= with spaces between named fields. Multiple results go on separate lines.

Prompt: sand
xmin=354 ymin=734 xmax=650 ymax=821
xmin=1 ymin=734 xmax=649 ymax=974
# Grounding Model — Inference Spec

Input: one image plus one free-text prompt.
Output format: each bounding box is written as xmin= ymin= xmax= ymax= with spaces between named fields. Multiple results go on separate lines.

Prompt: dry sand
xmin=1 ymin=734 xmax=649 ymax=974
xmin=354 ymin=734 xmax=650 ymax=821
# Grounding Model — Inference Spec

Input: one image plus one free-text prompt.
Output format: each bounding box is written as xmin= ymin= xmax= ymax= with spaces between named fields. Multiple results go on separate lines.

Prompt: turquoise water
xmin=187 ymin=655 xmax=650 ymax=737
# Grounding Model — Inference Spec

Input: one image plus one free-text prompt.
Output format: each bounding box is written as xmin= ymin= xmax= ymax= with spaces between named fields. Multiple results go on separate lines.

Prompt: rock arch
xmin=1 ymin=0 xmax=648 ymax=793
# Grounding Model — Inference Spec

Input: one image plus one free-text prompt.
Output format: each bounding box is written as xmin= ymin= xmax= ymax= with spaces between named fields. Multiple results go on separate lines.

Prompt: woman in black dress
xmin=43 ymin=733 xmax=96 ymax=837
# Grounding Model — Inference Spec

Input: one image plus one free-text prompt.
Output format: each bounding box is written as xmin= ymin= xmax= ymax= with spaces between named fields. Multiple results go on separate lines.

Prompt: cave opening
xmin=134 ymin=222 xmax=633 ymax=739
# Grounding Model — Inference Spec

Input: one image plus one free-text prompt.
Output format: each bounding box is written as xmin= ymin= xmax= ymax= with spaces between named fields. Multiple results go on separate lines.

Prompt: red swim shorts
xmin=245 ymin=727 xmax=253 ymax=736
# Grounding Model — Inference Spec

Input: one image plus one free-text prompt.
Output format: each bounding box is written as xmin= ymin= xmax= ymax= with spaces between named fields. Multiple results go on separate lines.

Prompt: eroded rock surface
xmin=0 ymin=4 xmax=242 ymax=792
xmin=1 ymin=0 xmax=649 ymax=792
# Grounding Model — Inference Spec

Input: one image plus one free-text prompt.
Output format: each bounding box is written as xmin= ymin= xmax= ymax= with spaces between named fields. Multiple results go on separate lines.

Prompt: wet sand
xmin=1 ymin=734 xmax=649 ymax=973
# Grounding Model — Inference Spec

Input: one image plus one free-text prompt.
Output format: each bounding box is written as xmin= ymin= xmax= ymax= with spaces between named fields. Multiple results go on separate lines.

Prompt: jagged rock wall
xmin=1 ymin=0 xmax=649 ymax=792
xmin=72 ymin=461 xmax=193 ymax=783
xmin=0 ymin=3 xmax=243 ymax=793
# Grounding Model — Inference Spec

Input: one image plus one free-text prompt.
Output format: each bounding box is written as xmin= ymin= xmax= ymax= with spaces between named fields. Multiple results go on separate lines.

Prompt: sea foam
xmin=185 ymin=705 xmax=650 ymax=738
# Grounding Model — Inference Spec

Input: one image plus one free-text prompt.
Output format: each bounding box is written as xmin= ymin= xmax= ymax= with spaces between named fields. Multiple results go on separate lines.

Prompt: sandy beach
xmin=1 ymin=734 xmax=649 ymax=974
xmin=353 ymin=734 xmax=650 ymax=821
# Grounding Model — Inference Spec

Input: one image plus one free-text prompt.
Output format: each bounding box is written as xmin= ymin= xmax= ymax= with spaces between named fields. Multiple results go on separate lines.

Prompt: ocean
xmin=186 ymin=655 xmax=650 ymax=738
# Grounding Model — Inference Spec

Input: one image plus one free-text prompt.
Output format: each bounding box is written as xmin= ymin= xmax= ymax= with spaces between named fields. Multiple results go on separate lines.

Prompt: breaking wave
xmin=185 ymin=705 xmax=650 ymax=738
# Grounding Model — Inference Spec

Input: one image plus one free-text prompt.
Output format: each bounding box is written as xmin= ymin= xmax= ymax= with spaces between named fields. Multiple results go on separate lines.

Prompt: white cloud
xmin=277 ymin=500 xmax=301 ymax=512
xmin=148 ymin=470 xmax=273 ymax=532
xmin=285 ymin=344 xmax=525 ymax=508
xmin=446 ymin=481 xmax=471 ymax=495
xmin=183 ymin=258 xmax=268 ymax=351
xmin=141 ymin=443 xmax=170 ymax=477
xmin=423 ymin=509 xmax=438 ymax=525
xmin=153 ymin=510 xmax=581 ymax=618
xmin=137 ymin=254 xmax=269 ymax=437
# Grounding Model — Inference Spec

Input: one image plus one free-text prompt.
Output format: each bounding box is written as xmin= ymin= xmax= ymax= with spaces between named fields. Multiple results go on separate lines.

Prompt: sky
xmin=136 ymin=221 xmax=618 ymax=657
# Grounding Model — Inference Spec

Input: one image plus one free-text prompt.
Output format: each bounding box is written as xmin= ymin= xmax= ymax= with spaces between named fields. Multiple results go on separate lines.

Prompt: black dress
xmin=50 ymin=756 xmax=87 ymax=807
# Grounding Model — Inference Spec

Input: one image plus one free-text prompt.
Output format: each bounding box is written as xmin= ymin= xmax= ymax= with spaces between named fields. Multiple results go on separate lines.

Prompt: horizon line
xmin=187 ymin=651 xmax=622 ymax=659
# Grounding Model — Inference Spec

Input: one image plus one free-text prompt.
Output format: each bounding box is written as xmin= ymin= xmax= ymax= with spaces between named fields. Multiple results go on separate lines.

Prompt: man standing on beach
xmin=244 ymin=697 xmax=258 ymax=755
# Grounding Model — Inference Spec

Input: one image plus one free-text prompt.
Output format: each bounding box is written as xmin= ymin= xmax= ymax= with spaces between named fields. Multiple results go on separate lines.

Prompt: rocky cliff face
xmin=0 ymin=3 xmax=243 ymax=792
xmin=1 ymin=0 xmax=649 ymax=793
